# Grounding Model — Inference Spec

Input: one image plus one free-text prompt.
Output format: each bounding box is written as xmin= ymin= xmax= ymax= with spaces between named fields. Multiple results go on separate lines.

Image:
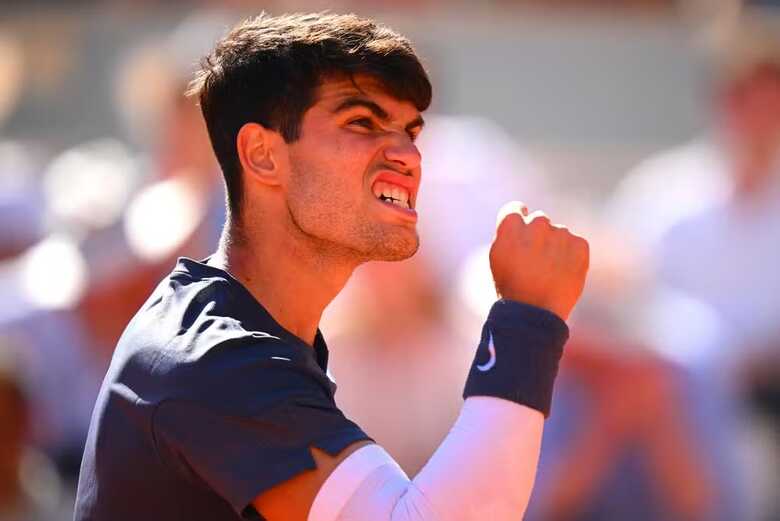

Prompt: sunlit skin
xmin=210 ymin=74 xmax=425 ymax=348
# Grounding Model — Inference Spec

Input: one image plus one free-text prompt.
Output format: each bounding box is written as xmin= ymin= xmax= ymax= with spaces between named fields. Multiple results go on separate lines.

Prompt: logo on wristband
xmin=476 ymin=330 xmax=496 ymax=372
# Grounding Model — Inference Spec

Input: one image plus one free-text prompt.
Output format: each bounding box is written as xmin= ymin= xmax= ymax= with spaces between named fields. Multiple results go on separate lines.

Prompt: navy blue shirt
xmin=74 ymin=258 xmax=371 ymax=520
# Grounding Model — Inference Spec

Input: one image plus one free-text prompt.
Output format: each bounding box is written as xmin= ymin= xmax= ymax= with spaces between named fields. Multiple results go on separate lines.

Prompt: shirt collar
xmin=173 ymin=256 xmax=331 ymax=372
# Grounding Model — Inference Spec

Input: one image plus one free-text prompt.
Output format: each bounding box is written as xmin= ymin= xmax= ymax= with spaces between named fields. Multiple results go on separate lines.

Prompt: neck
xmin=210 ymin=221 xmax=358 ymax=347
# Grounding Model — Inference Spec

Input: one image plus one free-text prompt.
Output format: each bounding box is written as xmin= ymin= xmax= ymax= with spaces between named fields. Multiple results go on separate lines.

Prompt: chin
xmin=373 ymin=234 xmax=420 ymax=262
xmin=374 ymin=244 xmax=418 ymax=262
xmin=365 ymin=231 xmax=419 ymax=262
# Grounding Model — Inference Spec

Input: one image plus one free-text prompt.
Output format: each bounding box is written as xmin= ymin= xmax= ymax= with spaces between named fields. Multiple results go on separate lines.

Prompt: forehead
xmin=312 ymin=74 xmax=421 ymax=118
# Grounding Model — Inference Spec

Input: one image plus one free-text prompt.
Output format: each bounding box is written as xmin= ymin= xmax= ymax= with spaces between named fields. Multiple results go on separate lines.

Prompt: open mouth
xmin=372 ymin=181 xmax=412 ymax=210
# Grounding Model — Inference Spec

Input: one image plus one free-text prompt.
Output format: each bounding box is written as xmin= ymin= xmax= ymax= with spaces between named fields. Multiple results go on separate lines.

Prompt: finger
xmin=525 ymin=210 xmax=551 ymax=227
xmin=496 ymin=201 xmax=529 ymax=230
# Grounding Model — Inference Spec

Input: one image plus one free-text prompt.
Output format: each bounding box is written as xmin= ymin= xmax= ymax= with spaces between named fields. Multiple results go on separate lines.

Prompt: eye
xmin=348 ymin=117 xmax=375 ymax=130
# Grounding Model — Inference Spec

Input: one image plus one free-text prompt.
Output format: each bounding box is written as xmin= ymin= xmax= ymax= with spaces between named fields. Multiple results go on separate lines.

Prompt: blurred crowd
xmin=1 ymin=1 xmax=780 ymax=521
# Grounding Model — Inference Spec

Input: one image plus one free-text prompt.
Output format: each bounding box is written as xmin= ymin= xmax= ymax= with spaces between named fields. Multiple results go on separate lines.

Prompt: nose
xmin=383 ymin=135 xmax=422 ymax=172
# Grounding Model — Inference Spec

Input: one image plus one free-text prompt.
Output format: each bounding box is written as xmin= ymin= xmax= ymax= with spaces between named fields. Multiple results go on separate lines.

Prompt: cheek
xmin=328 ymin=129 xmax=377 ymax=165
xmin=294 ymin=134 xmax=376 ymax=195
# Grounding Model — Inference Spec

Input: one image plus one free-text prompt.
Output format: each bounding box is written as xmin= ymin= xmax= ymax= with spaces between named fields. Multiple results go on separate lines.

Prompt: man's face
xmin=282 ymin=75 xmax=425 ymax=262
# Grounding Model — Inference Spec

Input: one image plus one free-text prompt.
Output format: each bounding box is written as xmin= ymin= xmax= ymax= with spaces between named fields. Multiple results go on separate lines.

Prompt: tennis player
xmin=74 ymin=12 xmax=588 ymax=521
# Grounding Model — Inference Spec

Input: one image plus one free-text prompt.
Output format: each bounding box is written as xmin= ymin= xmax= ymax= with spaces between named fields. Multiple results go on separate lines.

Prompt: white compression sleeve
xmin=308 ymin=396 xmax=544 ymax=521
xmin=309 ymin=300 xmax=567 ymax=521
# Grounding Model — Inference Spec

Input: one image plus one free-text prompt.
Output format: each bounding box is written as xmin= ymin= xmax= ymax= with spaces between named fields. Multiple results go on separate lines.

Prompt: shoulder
xmin=189 ymin=336 xmax=334 ymax=406
xmin=112 ymin=258 xmax=331 ymax=412
xmin=132 ymin=332 xmax=333 ymax=422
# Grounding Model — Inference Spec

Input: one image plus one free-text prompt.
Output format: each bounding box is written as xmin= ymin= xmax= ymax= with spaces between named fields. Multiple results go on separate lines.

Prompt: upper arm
xmin=251 ymin=440 xmax=374 ymax=521
xmin=151 ymin=346 xmax=372 ymax=518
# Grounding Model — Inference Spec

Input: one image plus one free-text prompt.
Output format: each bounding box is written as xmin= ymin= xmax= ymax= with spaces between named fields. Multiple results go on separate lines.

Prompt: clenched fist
xmin=489 ymin=201 xmax=589 ymax=321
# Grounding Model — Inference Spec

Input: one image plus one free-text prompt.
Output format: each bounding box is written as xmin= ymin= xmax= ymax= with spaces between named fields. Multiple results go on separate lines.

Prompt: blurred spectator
xmin=0 ymin=32 xmax=44 ymax=261
xmin=654 ymin=21 xmax=780 ymax=520
xmin=657 ymin=23 xmax=780 ymax=362
xmin=115 ymin=10 xmax=230 ymax=266
xmin=0 ymin=10 xmax=230 ymax=492
xmin=0 ymin=33 xmax=24 ymax=129
xmin=0 ymin=22 xmax=96 ymax=491
xmin=0 ymin=349 xmax=71 ymax=521
xmin=606 ymin=14 xmax=780 ymax=521
xmin=0 ymin=143 xmax=44 ymax=262
xmin=527 ymin=332 xmax=727 ymax=521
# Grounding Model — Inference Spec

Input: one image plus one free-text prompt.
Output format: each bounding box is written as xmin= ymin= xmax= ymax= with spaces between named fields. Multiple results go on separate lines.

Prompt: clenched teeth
xmin=373 ymin=181 xmax=411 ymax=209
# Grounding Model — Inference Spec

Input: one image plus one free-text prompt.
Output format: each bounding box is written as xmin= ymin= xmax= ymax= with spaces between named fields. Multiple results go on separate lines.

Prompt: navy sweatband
xmin=463 ymin=299 xmax=569 ymax=418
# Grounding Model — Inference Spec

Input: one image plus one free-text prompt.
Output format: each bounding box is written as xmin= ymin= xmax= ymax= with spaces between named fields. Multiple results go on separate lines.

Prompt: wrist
xmin=463 ymin=299 xmax=569 ymax=418
xmin=497 ymin=294 xmax=569 ymax=322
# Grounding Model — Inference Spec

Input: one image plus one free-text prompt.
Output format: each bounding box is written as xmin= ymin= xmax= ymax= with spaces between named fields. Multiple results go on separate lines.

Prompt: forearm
xmin=409 ymin=396 xmax=544 ymax=519
xmin=309 ymin=300 xmax=568 ymax=521
xmin=419 ymin=299 xmax=569 ymax=517
xmin=312 ymin=399 xmax=547 ymax=521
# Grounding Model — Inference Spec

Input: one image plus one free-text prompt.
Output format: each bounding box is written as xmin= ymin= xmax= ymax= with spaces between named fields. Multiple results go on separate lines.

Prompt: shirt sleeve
xmin=150 ymin=341 xmax=372 ymax=518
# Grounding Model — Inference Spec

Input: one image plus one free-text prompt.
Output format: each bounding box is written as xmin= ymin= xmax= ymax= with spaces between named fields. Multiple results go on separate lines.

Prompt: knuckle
xmin=497 ymin=212 xmax=524 ymax=235
xmin=528 ymin=213 xmax=551 ymax=228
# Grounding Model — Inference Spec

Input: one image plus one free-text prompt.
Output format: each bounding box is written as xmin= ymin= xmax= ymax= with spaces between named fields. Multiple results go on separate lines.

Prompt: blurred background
xmin=1 ymin=0 xmax=780 ymax=519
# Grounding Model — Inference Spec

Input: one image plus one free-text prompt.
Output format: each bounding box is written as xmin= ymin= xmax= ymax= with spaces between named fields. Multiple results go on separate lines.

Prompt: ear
xmin=236 ymin=123 xmax=283 ymax=187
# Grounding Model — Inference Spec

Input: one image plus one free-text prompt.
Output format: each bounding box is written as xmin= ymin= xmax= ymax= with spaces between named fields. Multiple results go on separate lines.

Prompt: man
xmin=0 ymin=348 xmax=70 ymax=521
xmin=654 ymin=23 xmax=780 ymax=521
xmin=605 ymin=17 xmax=780 ymax=520
xmin=74 ymin=13 xmax=588 ymax=521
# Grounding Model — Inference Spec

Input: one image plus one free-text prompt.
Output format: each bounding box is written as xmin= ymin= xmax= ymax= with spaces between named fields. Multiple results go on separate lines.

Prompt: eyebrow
xmin=333 ymin=97 xmax=425 ymax=132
